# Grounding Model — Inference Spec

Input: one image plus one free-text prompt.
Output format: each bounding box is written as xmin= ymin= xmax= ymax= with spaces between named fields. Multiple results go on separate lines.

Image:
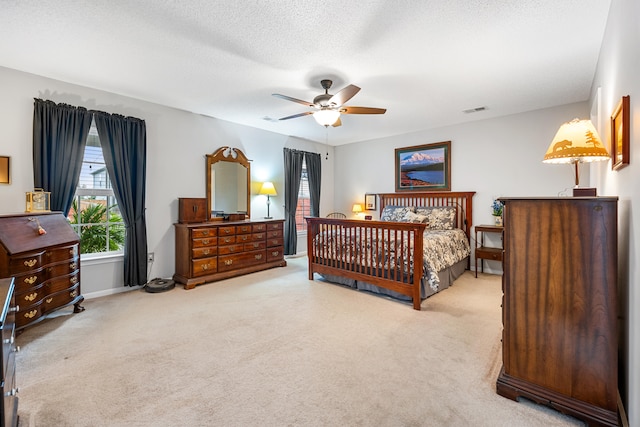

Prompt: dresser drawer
xmin=235 ymin=234 xmax=252 ymax=244
xmin=44 ymin=284 xmax=80 ymax=311
xmin=13 ymin=270 xmax=45 ymax=293
xmin=218 ymin=226 xmax=236 ymax=236
xmin=236 ymin=224 xmax=252 ymax=234
xmin=217 ymin=244 xmax=243 ymax=255
xmin=46 ymin=259 xmax=79 ymax=277
xmin=218 ymin=250 xmax=266 ymax=272
xmin=267 ymin=229 xmax=283 ymax=239
xmin=218 ymin=235 xmax=236 ymax=245
xmin=267 ymin=222 xmax=283 ymax=231
xmin=252 ymin=223 xmax=267 ymax=232
xmin=251 ymin=232 xmax=265 ymax=241
xmin=267 ymin=237 xmax=284 ymax=248
xmin=8 ymin=251 xmax=45 ymax=273
xmin=46 ymin=272 xmax=80 ymax=293
xmin=192 ymin=246 xmax=217 ymax=259
xmin=192 ymin=227 xmax=217 ymax=238
xmin=267 ymin=247 xmax=284 ymax=262
xmin=16 ymin=283 xmax=46 ymax=308
xmin=192 ymin=237 xmax=217 ymax=248
xmin=244 ymin=241 xmax=266 ymax=251
xmin=192 ymin=257 xmax=217 ymax=277
xmin=17 ymin=301 xmax=44 ymax=329
xmin=46 ymin=244 xmax=78 ymax=263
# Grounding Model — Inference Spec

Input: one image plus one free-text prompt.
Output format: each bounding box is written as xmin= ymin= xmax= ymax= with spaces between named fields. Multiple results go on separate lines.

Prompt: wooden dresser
xmin=173 ymin=219 xmax=286 ymax=289
xmin=497 ymin=197 xmax=618 ymax=426
xmin=0 ymin=213 xmax=84 ymax=332
xmin=0 ymin=278 xmax=18 ymax=427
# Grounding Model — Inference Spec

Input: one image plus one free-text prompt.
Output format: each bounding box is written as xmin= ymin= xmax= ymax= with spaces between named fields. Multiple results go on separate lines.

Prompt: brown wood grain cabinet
xmin=496 ymin=197 xmax=618 ymax=426
xmin=0 ymin=213 xmax=84 ymax=332
xmin=174 ymin=219 xmax=286 ymax=289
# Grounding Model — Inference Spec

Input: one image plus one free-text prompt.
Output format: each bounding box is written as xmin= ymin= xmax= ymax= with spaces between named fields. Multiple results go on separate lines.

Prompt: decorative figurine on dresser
xmin=173 ymin=147 xmax=287 ymax=289
xmin=497 ymin=197 xmax=619 ymax=426
xmin=0 ymin=212 xmax=84 ymax=332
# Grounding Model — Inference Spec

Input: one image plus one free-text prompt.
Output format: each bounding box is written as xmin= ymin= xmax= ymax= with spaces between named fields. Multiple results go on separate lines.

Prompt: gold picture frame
xmin=0 ymin=156 xmax=10 ymax=184
xmin=611 ymin=95 xmax=630 ymax=171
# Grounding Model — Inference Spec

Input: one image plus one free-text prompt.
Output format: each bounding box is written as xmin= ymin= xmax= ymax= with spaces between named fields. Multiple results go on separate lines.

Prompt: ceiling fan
xmin=272 ymin=79 xmax=386 ymax=127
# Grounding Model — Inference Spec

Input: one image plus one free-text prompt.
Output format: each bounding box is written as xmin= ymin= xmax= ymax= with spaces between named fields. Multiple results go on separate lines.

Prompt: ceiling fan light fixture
xmin=313 ymin=109 xmax=341 ymax=126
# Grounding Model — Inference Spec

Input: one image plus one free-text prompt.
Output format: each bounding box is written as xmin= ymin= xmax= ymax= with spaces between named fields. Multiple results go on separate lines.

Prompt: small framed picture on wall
xmin=364 ymin=193 xmax=376 ymax=210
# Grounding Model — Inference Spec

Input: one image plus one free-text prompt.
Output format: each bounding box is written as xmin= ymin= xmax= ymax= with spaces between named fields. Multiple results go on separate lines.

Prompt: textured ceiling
xmin=0 ymin=0 xmax=612 ymax=145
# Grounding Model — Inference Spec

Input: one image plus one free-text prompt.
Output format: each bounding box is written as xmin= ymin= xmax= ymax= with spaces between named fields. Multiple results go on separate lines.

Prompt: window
xmin=295 ymin=158 xmax=311 ymax=232
xmin=68 ymin=123 xmax=125 ymax=255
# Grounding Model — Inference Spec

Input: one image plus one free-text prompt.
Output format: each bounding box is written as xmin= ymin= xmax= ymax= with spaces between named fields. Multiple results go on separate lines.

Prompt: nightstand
xmin=474 ymin=224 xmax=503 ymax=277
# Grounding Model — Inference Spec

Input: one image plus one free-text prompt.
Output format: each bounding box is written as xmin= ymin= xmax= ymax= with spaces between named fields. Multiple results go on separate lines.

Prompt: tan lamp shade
xmin=543 ymin=118 xmax=609 ymax=164
xmin=352 ymin=203 xmax=363 ymax=213
xmin=259 ymin=181 xmax=277 ymax=196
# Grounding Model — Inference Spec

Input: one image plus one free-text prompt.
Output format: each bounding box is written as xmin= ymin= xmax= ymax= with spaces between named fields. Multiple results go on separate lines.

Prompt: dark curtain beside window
xmin=305 ymin=152 xmax=321 ymax=218
xmin=283 ymin=148 xmax=304 ymax=255
xmin=32 ymin=99 xmax=92 ymax=216
xmin=94 ymin=112 xmax=148 ymax=287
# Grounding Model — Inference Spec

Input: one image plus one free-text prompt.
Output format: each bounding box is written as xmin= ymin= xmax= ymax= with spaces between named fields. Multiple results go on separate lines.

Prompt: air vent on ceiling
xmin=463 ymin=106 xmax=488 ymax=114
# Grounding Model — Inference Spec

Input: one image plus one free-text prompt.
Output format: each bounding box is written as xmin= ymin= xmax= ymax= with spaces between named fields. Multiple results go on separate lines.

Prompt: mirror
xmin=206 ymin=146 xmax=251 ymax=219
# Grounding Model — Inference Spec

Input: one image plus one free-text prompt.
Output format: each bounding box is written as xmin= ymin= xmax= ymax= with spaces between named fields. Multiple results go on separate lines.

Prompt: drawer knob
xmin=24 ymin=259 xmax=37 ymax=267
xmin=224 ymin=259 xmax=233 ymax=266
xmin=46 ymin=297 xmax=53 ymax=303
xmin=271 ymin=251 xmax=280 ymax=256
xmin=24 ymin=310 xmax=37 ymax=319
xmin=203 ymin=249 xmax=210 ymax=255
xmin=70 ymin=262 xmax=77 ymax=270
xmin=70 ymin=290 xmax=78 ymax=298
xmin=24 ymin=292 xmax=38 ymax=302
xmin=70 ymin=276 xmax=78 ymax=284
xmin=255 ymin=254 xmax=263 ymax=260
xmin=24 ymin=276 xmax=37 ymax=285
xmin=202 ymin=230 xmax=209 ymax=236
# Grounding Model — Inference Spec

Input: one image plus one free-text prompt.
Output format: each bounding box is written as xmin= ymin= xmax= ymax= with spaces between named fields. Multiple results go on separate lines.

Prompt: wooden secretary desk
xmin=0 ymin=212 xmax=84 ymax=332
xmin=497 ymin=197 xmax=618 ymax=426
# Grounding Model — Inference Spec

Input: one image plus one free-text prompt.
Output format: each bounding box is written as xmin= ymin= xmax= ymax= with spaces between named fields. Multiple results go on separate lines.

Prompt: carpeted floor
xmin=15 ymin=256 xmax=584 ymax=426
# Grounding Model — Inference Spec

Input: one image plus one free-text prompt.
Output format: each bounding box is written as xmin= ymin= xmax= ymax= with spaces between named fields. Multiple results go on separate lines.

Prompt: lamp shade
xmin=543 ymin=119 xmax=609 ymax=164
xmin=259 ymin=181 xmax=277 ymax=196
xmin=313 ymin=109 xmax=340 ymax=126
xmin=352 ymin=203 xmax=363 ymax=213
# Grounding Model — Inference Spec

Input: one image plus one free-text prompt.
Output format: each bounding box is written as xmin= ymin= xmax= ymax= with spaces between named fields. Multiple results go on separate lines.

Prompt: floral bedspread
xmin=312 ymin=228 xmax=470 ymax=292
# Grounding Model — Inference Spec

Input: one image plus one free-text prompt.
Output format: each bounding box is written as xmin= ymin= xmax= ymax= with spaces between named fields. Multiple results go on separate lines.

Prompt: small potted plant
xmin=491 ymin=200 xmax=504 ymax=226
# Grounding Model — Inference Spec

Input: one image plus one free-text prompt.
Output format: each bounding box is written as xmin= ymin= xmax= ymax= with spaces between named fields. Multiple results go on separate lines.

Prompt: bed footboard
xmin=306 ymin=218 xmax=427 ymax=310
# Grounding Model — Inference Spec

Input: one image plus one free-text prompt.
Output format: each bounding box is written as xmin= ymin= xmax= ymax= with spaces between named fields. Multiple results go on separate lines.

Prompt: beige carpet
xmin=15 ymin=256 xmax=584 ymax=427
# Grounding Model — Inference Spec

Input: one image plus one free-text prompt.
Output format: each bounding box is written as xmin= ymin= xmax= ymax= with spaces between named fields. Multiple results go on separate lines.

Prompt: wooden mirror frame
xmin=206 ymin=146 xmax=251 ymax=219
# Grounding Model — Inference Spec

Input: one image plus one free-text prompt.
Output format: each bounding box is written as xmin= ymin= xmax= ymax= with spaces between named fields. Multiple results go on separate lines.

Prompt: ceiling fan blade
xmin=340 ymin=106 xmax=387 ymax=115
xmin=272 ymin=93 xmax=315 ymax=107
xmin=332 ymin=117 xmax=342 ymax=127
xmin=329 ymin=84 xmax=360 ymax=107
xmin=278 ymin=111 xmax=313 ymax=121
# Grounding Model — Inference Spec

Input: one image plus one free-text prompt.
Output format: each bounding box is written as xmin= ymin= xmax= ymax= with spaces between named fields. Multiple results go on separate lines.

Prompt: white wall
xmin=590 ymin=0 xmax=639 ymax=423
xmin=0 ymin=66 xmax=335 ymax=296
xmin=333 ymin=102 xmax=590 ymax=272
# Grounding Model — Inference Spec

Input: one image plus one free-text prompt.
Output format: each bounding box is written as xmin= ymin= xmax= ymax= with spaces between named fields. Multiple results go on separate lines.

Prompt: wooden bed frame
xmin=306 ymin=191 xmax=475 ymax=310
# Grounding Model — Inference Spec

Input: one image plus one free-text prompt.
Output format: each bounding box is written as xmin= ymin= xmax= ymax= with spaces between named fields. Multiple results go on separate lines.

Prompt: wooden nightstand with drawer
xmin=474 ymin=224 xmax=503 ymax=277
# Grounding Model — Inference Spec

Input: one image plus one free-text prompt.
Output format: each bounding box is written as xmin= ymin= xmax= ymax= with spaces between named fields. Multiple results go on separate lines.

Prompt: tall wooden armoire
xmin=497 ymin=197 xmax=618 ymax=426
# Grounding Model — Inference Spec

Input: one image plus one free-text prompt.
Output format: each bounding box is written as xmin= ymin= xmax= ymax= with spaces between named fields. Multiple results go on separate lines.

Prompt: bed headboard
xmin=377 ymin=192 xmax=475 ymax=240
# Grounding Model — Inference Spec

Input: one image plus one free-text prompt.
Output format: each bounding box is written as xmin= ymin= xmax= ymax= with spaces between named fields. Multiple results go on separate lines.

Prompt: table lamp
xmin=259 ymin=182 xmax=277 ymax=219
xmin=543 ymin=118 xmax=609 ymax=196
